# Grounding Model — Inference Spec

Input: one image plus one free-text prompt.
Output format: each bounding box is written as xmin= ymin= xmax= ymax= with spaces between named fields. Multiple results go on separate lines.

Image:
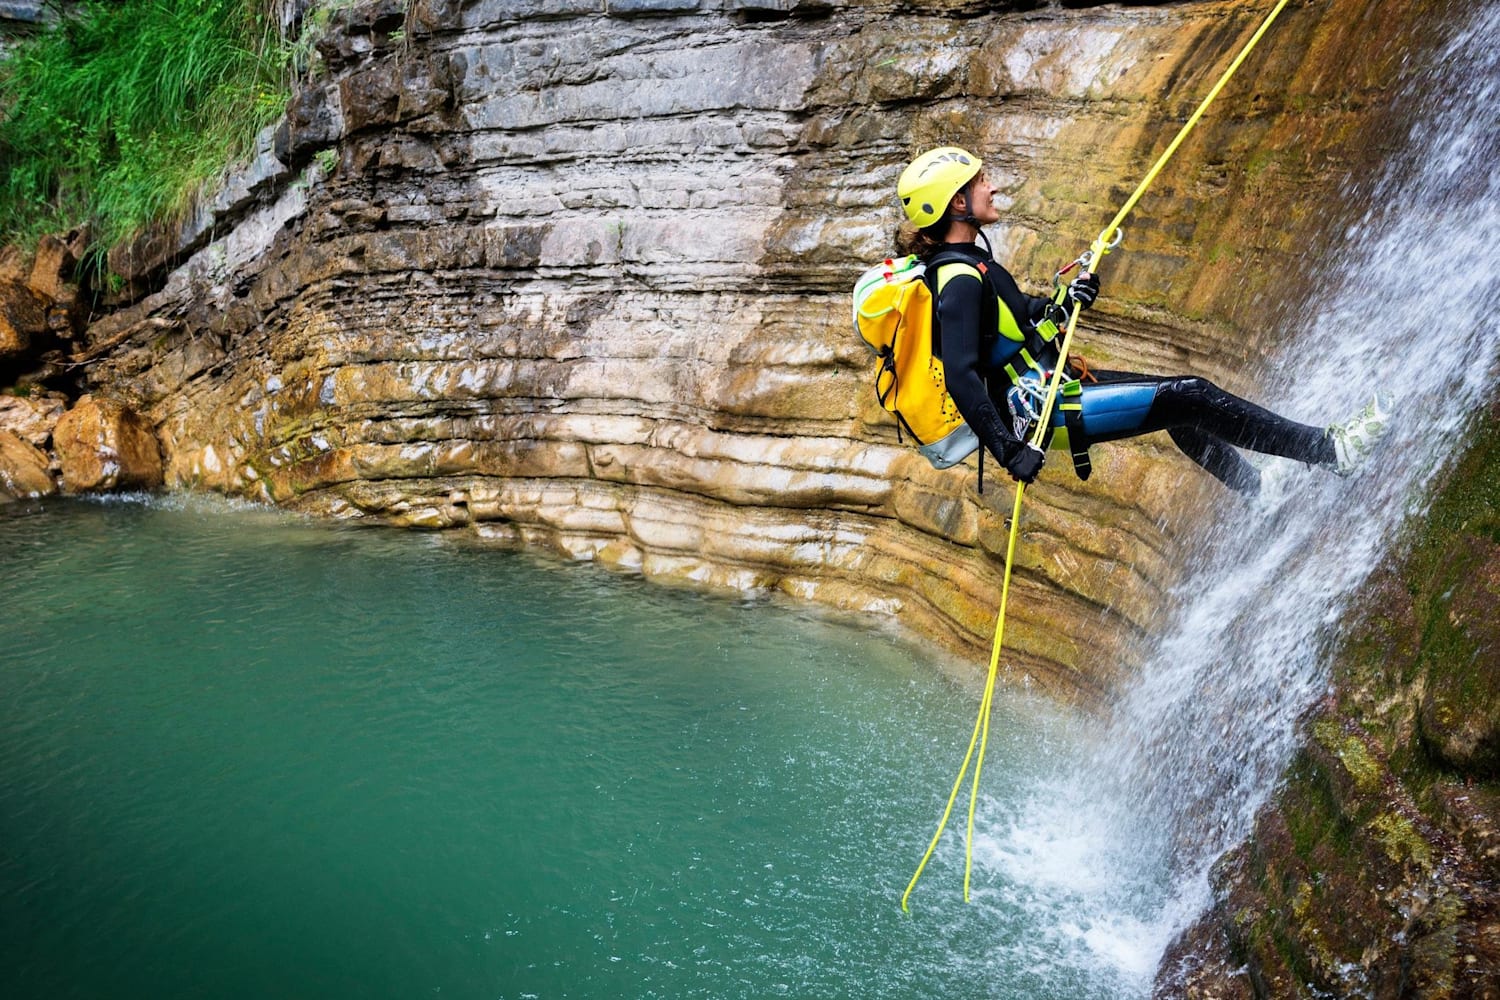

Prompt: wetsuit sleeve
xmin=1023 ymin=291 xmax=1057 ymax=325
xmin=934 ymin=270 xmax=1023 ymax=465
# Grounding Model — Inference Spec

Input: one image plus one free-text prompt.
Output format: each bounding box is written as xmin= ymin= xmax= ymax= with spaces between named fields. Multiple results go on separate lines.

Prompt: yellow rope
xmin=901 ymin=0 xmax=1292 ymax=912
xmin=901 ymin=479 xmax=1026 ymax=910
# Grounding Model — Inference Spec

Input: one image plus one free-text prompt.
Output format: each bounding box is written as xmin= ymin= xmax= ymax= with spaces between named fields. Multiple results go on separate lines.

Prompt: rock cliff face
xmin=65 ymin=0 xmax=1440 ymax=699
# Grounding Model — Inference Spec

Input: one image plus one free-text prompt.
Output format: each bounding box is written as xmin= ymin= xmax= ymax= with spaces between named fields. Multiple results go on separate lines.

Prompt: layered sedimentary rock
xmin=70 ymin=0 xmax=1442 ymax=698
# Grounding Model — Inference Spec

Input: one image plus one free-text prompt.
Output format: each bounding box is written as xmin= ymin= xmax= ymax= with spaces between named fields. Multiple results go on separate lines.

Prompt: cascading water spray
xmin=979 ymin=1 xmax=1500 ymax=991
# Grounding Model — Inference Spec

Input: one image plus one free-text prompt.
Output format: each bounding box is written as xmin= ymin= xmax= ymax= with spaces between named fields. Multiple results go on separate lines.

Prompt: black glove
xmin=1004 ymin=443 xmax=1046 ymax=484
xmin=1065 ymin=271 xmax=1100 ymax=310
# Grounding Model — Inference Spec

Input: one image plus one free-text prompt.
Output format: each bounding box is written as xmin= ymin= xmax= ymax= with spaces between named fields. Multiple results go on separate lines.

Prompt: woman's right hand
xmin=1004 ymin=444 xmax=1046 ymax=484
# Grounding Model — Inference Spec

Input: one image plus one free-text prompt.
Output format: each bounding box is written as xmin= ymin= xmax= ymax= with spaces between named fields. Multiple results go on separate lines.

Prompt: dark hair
xmin=893 ymin=219 xmax=950 ymax=260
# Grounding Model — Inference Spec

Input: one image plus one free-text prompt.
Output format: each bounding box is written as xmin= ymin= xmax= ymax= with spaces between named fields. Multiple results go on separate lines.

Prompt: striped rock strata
xmin=74 ymin=0 xmax=1443 ymax=700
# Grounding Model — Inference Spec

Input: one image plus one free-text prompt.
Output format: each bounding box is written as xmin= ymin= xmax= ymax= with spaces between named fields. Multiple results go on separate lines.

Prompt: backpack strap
xmin=923 ymin=250 xmax=993 ymax=493
xmin=923 ymin=250 xmax=988 ymax=307
xmin=924 ymin=252 xmax=995 ymax=381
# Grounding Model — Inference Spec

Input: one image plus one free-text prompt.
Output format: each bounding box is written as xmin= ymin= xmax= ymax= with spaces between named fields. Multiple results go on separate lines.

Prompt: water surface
xmin=1 ymin=496 xmax=1115 ymax=1000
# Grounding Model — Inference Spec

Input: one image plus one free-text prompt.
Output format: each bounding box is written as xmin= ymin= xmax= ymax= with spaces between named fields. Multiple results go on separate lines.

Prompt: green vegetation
xmin=0 ymin=0 xmax=292 ymax=261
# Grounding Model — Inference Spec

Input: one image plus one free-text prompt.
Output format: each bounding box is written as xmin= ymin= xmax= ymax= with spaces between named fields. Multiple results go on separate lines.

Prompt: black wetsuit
xmin=928 ymin=241 xmax=1336 ymax=492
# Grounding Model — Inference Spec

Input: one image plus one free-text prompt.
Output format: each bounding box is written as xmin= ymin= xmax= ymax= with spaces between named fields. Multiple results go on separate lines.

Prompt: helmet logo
xmin=916 ymin=150 xmax=973 ymax=179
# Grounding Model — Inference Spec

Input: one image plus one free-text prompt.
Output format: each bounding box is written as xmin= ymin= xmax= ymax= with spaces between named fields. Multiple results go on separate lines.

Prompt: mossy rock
xmin=1410 ymin=407 xmax=1500 ymax=778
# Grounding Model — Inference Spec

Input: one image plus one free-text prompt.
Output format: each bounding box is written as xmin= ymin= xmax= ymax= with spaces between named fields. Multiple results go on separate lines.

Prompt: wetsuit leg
xmin=1165 ymin=426 xmax=1261 ymax=493
xmin=1076 ymin=370 xmax=1334 ymax=491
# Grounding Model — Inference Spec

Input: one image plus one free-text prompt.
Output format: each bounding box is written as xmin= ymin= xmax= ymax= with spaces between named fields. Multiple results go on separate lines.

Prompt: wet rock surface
xmin=52 ymin=394 xmax=164 ymax=493
xmin=0 ymin=427 xmax=54 ymax=500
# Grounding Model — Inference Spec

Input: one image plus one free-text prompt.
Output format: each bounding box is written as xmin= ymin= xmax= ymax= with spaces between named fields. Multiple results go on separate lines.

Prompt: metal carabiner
xmin=1056 ymin=228 xmax=1124 ymax=285
xmin=1079 ymin=227 xmax=1125 ymax=271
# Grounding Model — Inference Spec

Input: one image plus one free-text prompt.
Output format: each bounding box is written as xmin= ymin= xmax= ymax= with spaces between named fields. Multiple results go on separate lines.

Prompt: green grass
xmin=0 ymin=0 xmax=292 ymax=264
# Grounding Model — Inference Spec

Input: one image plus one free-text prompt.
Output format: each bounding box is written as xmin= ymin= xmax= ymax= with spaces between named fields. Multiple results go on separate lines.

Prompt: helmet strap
xmin=950 ymin=181 xmax=979 ymax=227
xmin=945 ymin=181 xmax=991 ymax=254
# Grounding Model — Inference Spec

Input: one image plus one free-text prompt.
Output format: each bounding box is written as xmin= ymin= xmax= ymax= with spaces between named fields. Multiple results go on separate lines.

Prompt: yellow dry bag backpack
xmin=851 ymin=252 xmax=980 ymax=469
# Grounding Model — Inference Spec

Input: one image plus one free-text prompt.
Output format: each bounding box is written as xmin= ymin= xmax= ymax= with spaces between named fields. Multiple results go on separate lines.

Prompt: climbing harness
xmin=900 ymin=0 xmax=1293 ymax=911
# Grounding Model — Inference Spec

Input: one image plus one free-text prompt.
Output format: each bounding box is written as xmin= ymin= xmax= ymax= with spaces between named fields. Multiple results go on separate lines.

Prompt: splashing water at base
xmin=976 ymin=4 xmax=1500 ymax=991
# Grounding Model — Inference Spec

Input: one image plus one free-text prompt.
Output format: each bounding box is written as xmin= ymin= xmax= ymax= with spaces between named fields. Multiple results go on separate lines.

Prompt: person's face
xmin=955 ymin=170 xmax=1001 ymax=225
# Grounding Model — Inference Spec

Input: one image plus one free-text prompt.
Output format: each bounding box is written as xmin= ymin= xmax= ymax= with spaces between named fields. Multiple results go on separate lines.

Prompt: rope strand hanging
xmin=901 ymin=0 xmax=1293 ymax=912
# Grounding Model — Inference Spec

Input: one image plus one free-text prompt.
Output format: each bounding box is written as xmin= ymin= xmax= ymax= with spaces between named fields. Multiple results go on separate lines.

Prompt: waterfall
xmin=976 ymin=2 xmax=1500 ymax=991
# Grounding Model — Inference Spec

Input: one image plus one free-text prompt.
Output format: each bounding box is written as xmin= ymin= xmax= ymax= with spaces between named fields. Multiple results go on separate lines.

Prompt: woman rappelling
xmin=889 ymin=145 xmax=1389 ymax=493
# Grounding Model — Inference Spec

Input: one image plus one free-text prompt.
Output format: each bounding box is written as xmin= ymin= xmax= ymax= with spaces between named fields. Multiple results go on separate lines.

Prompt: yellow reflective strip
xmin=933 ymin=262 xmax=983 ymax=294
xmin=997 ymin=301 xmax=1026 ymax=343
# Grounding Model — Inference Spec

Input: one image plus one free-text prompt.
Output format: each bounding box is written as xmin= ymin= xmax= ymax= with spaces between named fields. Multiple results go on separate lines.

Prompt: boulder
xmin=53 ymin=395 xmax=164 ymax=493
xmin=0 ymin=390 xmax=67 ymax=448
xmin=0 ymin=428 xmax=56 ymax=500
xmin=27 ymin=233 xmax=76 ymax=300
xmin=26 ymin=233 xmax=84 ymax=336
xmin=0 ymin=277 xmax=50 ymax=360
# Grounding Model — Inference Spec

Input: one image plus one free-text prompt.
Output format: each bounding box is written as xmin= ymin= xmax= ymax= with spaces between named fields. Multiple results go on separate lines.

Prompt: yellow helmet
xmin=898 ymin=146 xmax=982 ymax=228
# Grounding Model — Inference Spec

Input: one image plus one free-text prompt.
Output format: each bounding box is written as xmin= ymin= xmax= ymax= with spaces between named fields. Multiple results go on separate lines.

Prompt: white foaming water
xmin=976 ymin=5 xmax=1500 ymax=994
